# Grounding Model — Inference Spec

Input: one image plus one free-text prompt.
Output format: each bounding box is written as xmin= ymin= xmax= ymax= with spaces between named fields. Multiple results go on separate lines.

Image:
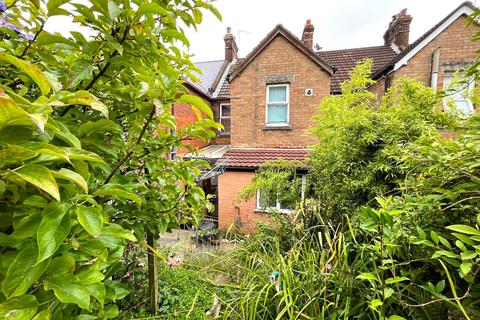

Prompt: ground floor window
xmin=256 ymin=175 xmax=306 ymax=213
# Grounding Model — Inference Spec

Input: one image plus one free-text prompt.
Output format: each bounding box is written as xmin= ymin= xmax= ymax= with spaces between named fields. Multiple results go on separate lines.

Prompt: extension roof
xmin=217 ymin=148 xmax=310 ymax=169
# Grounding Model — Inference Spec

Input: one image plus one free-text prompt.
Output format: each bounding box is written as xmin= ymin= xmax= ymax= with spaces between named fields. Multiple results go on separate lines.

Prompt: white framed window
xmin=266 ymin=84 xmax=289 ymax=126
xmin=219 ymin=103 xmax=231 ymax=134
xmin=256 ymin=175 xmax=306 ymax=213
xmin=443 ymin=72 xmax=475 ymax=114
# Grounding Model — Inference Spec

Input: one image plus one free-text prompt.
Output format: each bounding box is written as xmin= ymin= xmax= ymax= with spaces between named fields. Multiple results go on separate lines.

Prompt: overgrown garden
xmin=1 ymin=0 xmax=480 ymax=319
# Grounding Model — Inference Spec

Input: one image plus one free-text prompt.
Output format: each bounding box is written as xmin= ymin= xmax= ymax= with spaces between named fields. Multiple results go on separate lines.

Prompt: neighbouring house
xmin=175 ymin=1 xmax=480 ymax=232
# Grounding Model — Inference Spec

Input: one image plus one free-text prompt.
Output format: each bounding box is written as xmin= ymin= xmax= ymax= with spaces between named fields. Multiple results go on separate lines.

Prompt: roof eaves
xmin=184 ymin=82 xmax=213 ymax=101
xmin=212 ymin=60 xmax=233 ymax=98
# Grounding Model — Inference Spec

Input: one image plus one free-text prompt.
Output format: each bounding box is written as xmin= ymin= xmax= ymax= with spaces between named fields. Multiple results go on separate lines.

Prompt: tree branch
xmin=60 ymin=25 xmax=130 ymax=116
xmin=18 ymin=21 xmax=45 ymax=58
xmin=102 ymin=105 xmax=156 ymax=185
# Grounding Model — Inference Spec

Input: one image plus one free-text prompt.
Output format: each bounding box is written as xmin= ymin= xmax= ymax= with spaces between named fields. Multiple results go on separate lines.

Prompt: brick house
xmin=177 ymin=1 xmax=479 ymax=232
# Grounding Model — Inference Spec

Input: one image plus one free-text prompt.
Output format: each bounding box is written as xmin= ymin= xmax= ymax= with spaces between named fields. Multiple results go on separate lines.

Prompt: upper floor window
xmin=266 ymin=84 xmax=289 ymax=126
xmin=443 ymin=72 xmax=475 ymax=114
xmin=220 ymin=103 xmax=231 ymax=134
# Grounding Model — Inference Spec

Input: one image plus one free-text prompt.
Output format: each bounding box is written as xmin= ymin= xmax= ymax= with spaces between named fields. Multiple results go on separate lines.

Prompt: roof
xmin=189 ymin=60 xmax=227 ymax=96
xmin=229 ymin=24 xmax=335 ymax=81
xmin=318 ymin=45 xmax=398 ymax=93
xmin=217 ymin=148 xmax=310 ymax=169
xmin=372 ymin=1 xmax=477 ymax=79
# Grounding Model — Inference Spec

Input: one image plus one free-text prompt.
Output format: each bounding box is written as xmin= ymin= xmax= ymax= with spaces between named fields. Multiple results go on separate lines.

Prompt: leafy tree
xmin=0 ymin=0 xmax=220 ymax=318
xmin=308 ymin=59 xmax=458 ymax=221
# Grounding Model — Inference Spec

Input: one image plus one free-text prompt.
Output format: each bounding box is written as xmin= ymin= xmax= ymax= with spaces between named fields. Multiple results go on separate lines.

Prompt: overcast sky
xmin=184 ymin=0 xmax=475 ymax=62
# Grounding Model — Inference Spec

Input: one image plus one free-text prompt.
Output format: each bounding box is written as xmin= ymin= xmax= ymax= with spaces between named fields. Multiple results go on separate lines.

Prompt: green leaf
xmin=52 ymin=168 xmax=88 ymax=192
xmin=460 ymin=250 xmax=477 ymax=260
xmin=76 ymin=265 xmax=105 ymax=285
xmin=385 ymin=276 xmax=409 ymax=285
xmin=177 ymin=94 xmax=213 ymax=119
xmin=356 ymin=273 xmax=377 ymax=281
xmin=62 ymin=91 xmax=108 ymax=118
xmin=75 ymin=206 xmax=103 ymax=237
xmin=0 ymin=53 xmax=51 ymax=95
xmin=432 ymin=250 xmax=458 ymax=259
xmin=460 ymin=262 xmax=473 ymax=275
xmin=107 ymin=0 xmax=121 ymax=20
xmin=36 ymin=203 xmax=71 ymax=263
xmin=11 ymin=165 xmax=60 ymax=201
xmin=436 ymin=280 xmax=445 ymax=293
xmin=384 ymin=287 xmax=394 ymax=299
xmin=369 ymin=299 xmax=383 ymax=310
xmin=388 ymin=316 xmax=406 ymax=320
xmin=0 ymin=294 xmax=38 ymax=320
xmin=64 ymin=148 xmax=105 ymax=163
xmin=47 ymin=0 xmax=70 ymax=16
xmin=93 ymin=184 xmax=141 ymax=205
xmin=0 ymin=95 xmax=42 ymax=131
xmin=2 ymin=244 xmax=50 ymax=298
xmin=45 ymin=254 xmax=76 ymax=276
xmin=20 ymin=142 xmax=70 ymax=163
xmin=87 ymin=283 xmax=106 ymax=305
xmin=100 ymin=224 xmax=136 ymax=241
xmin=32 ymin=310 xmax=51 ymax=320
xmin=136 ymin=2 xmax=170 ymax=20
xmin=68 ymin=63 xmax=94 ymax=89
xmin=44 ymin=274 xmax=90 ymax=309
xmin=446 ymin=225 xmax=480 ymax=236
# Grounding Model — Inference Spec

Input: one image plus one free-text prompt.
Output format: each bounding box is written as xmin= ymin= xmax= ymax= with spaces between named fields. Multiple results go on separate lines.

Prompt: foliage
xmin=0 ymin=0 xmax=220 ymax=318
xmin=118 ymin=242 xmax=232 ymax=320
xmin=309 ymin=59 xmax=458 ymax=221
xmin=224 ymin=60 xmax=480 ymax=319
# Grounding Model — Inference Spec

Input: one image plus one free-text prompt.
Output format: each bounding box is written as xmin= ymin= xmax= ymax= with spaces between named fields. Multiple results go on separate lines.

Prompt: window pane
xmin=267 ymin=104 xmax=288 ymax=123
xmin=268 ymin=86 xmax=287 ymax=102
xmin=221 ymin=105 xmax=230 ymax=117
xmin=258 ymin=190 xmax=276 ymax=209
xmin=443 ymin=72 xmax=474 ymax=112
xmin=221 ymin=118 xmax=231 ymax=133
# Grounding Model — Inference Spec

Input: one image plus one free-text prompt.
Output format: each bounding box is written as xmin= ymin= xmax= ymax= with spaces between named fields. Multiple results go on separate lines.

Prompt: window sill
xmin=262 ymin=124 xmax=291 ymax=131
xmin=255 ymin=208 xmax=292 ymax=214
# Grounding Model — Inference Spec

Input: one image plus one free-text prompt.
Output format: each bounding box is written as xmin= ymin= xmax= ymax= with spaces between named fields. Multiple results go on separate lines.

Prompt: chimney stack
xmin=301 ymin=19 xmax=314 ymax=49
xmin=224 ymin=27 xmax=238 ymax=62
xmin=383 ymin=9 xmax=412 ymax=50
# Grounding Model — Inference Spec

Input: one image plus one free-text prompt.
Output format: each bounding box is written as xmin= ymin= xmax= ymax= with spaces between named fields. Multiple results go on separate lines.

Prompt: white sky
xmin=185 ymin=0 xmax=475 ymax=62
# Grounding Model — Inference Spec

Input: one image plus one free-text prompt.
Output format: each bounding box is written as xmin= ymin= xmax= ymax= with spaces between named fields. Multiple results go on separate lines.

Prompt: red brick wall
xmin=229 ymin=35 xmax=331 ymax=148
xmin=172 ymin=89 xmax=212 ymax=155
xmin=393 ymin=16 xmax=479 ymax=90
xmin=218 ymin=171 xmax=271 ymax=232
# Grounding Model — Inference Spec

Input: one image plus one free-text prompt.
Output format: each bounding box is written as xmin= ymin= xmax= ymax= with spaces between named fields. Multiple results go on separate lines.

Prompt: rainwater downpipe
xmin=430 ymin=48 xmax=441 ymax=92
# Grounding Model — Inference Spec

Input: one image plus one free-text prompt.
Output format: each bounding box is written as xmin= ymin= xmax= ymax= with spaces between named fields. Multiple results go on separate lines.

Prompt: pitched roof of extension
xmin=229 ymin=24 xmax=336 ymax=80
xmin=318 ymin=45 xmax=398 ymax=93
xmin=217 ymin=148 xmax=310 ymax=169
xmin=372 ymin=1 xmax=477 ymax=79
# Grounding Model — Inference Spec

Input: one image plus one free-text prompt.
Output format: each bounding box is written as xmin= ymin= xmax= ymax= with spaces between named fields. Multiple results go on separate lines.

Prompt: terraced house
xmin=177 ymin=1 xmax=480 ymax=231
